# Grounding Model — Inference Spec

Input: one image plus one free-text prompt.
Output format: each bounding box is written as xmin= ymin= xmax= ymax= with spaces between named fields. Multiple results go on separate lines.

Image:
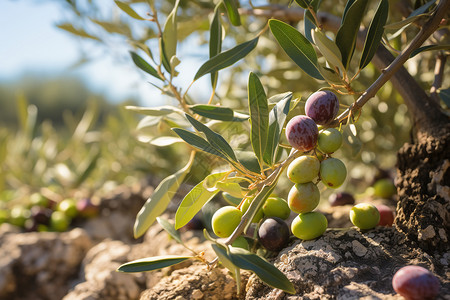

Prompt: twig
xmin=430 ymin=52 xmax=447 ymax=104
xmin=330 ymin=0 xmax=450 ymax=127
xmin=222 ymin=149 xmax=301 ymax=246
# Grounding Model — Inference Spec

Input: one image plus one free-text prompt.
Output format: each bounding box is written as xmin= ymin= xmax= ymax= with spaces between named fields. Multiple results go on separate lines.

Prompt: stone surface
xmin=79 ymin=186 xmax=149 ymax=244
xmin=244 ymin=227 xmax=450 ymax=299
xmin=63 ymin=240 xmax=146 ymax=300
xmin=139 ymin=265 xmax=246 ymax=300
xmin=0 ymin=228 xmax=92 ymax=300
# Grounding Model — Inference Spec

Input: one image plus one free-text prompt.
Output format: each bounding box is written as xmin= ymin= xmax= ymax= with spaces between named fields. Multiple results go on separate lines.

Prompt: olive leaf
xmin=222 ymin=0 xmax=241 ymax=26
xmin=248 ymin=72 xmax=269 ymax=166
xmin=228 ymin=247 xmax=296 ymax=294
xmin=175 ymin=181 xmax=219 ymax=229
xmin=263 ymin=92 xmax=292 ymax=165
xmin=129 ymin=51 xmax=162 ymax=81
xmin=133 ymin=155 xmax=194 ymax=238
xmin=269 ymin=19 xmax=323 ymax=80
xmin=190 ymin=105 xmax=234 ymax=121
xmin=359 ymin=0 xmax=389 ymax=69
xmin=210 ymin=7 xmax=223 ymax=89
xmin=194 ymin=37 xmax=259 ymax=81
xmin=114 ymin=1 xmax=146 ymax=20
xmin=336 ymin=0 xmax=369 ymax=69
xmin=117 ymin=255 xmax=192 ymax=273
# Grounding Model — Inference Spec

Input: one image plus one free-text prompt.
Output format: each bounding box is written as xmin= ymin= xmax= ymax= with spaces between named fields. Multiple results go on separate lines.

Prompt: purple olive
xmin=76 ymin=198 xmax=99 ymax=218
xmin=285 ymin=115 xmax=318 ymax=151
xmin=305 ymin=91 xmax=339 ymax=125
xmin=328 ymin=192 xmax=355 ymax=207
xmin=392 ymin=265 xmax=440 ymax=300
xmin=31 ymin=206 xmax=52 ymax=225
xmin=258 ymin=217 xmax=290 ymax=252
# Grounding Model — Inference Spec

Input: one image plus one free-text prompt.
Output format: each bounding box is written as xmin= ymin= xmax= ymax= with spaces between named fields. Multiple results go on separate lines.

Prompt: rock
xmin=79 ymin=188 xmax=147 ymax=244
xmin=63 ymin=240 xmax=146 ymax=300
xmin=245 ymin=227 xmax=450 ymax=299
xmin=139 ymin=264 xmax=247 ymax=300
xmin=0 ymin=228 xmax=92 ymax=300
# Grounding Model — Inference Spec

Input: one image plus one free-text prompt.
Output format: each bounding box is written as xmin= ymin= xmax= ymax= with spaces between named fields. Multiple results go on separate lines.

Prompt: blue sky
xmin=0 ymin=0 xmax=168 ymax=105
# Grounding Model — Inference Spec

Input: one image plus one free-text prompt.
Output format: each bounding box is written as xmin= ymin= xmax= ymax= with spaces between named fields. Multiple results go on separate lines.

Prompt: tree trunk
xmin=372 ymin=47 xmax=450 ymax=252
xmin=395 ymin=124 xmax=450 ymax=252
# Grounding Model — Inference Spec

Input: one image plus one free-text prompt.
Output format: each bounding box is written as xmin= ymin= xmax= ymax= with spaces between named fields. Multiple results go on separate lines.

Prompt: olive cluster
xmin=0 ymin=193 xmax=99 ymax=232
xmin=285 ymin=91 xmax=345 ymax=240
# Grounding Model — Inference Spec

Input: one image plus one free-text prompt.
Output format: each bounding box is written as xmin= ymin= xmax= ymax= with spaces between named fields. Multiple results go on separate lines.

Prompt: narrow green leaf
xmin=136 ymin=116 xmax=162 ymax=131
xmin=359 ymin=0 xmax=389 ymax=69
xmin=410 ymin=44 xmax=450 ymax=58
xmin=223 ymin=0 xmax=241 ymax=26
xmin=149 ymin=136 xmax=183 ymax=147
xmin=194 ymin=37 xmax=259 ymax=81
xmin=162 ymin=0 xmax=181 ymax=62
xmin=57 ymin=23 xmax=100 ymax=41
xmin=304 ymin=12 xmax=316 ymax=43
xmin=318 ymin=65 xmax=343 ymax=84
xmin=263 ymin=93 xmax=292 ymax=165
xmin=409 ymin=0 xmax=436 ymax=17
xmin=384 ymin=14 xmax=425 ymax=30
xmin=342 ymin=0 xmax=356 ymax=22
xmin=172 ymin=128 xmax=226 ymax=159
xmin=133 ymin=157 xmax=194 ymax=238
xmin=211 ymin=244 xmax=241 ymax=296
xmin=242 ymin=183 xmax=277 ymax=234
xmin=190 ymin=105 xmax=234 ymax=121
xmin=203 ymin=171 xmax=229 ymax=191
xmin=125 ymin=105 xmax=183 ymax=116
xmin=203 ymin=228 xmax=218 ymax=243
xmin=185 ymin=114 xmax=237 ymax=161
xmin=222 ymin=192 xmax=243 ymax=206
xmin=159 ymin=37 xmax=172 ymax=74
xmin=130 ymin=51 xmax=162 ymax=81
xmin=335 ymin=0 xmax=369 ymax=69
xmin=132 ymin=41 xmax=154 ymax=61
xmin=114 ymin=1 xmax=146 ymax=20
xmin=215 ymin=181 xmax=245 ymax=198
xmin=248 ymin=72 xmax=269 ymax=165
xmin=269 ymin=19 xmax=323 ymax=80
xmin=210 ymin=7 xmax=223 ymax=89
xmin=157 ymin=217 xmax=184 ymax=245
xmin=232 ymin=112 xmax=251 ymax=121
xmin=117 ymin=255 xmax=192 ymax=273
xmin=312 ymin=29 xmax=345 ymax=71
xmin=228 ymin=247 xmax=296 ymax=294
xmin=236 ymin=150 xmax=262 ymax=174
xmin=294 ymin=0 xmax=310 ymax=8
xmin=91 ymin=19 xmax=132 ymax=36
xmin=175 ymin=181 xmax=219 ymax=229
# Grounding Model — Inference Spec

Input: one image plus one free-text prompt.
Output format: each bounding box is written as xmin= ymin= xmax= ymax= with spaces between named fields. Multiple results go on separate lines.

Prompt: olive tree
xmin=56 ymin=0 xmax=449 ymax=293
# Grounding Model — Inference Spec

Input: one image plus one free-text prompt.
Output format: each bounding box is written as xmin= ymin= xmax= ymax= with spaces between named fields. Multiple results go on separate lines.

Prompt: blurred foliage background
xmin=0 ymin=75 xmax=185 ymax=208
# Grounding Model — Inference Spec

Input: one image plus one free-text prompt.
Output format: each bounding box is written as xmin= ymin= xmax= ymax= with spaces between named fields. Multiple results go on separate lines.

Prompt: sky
xmin=0 ymin=0 xmax=179 ymax=106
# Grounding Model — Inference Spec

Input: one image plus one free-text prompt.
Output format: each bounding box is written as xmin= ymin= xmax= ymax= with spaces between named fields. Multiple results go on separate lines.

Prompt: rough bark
xmin=395 ymin=124 xmax=450 ymax=252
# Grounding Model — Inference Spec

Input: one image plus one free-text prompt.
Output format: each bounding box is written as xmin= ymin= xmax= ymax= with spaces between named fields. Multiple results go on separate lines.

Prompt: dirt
xmin=244 ymin=227 xmax=449 ymax=299
xmin=395 ymin=125 xmax=450 ymax=252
